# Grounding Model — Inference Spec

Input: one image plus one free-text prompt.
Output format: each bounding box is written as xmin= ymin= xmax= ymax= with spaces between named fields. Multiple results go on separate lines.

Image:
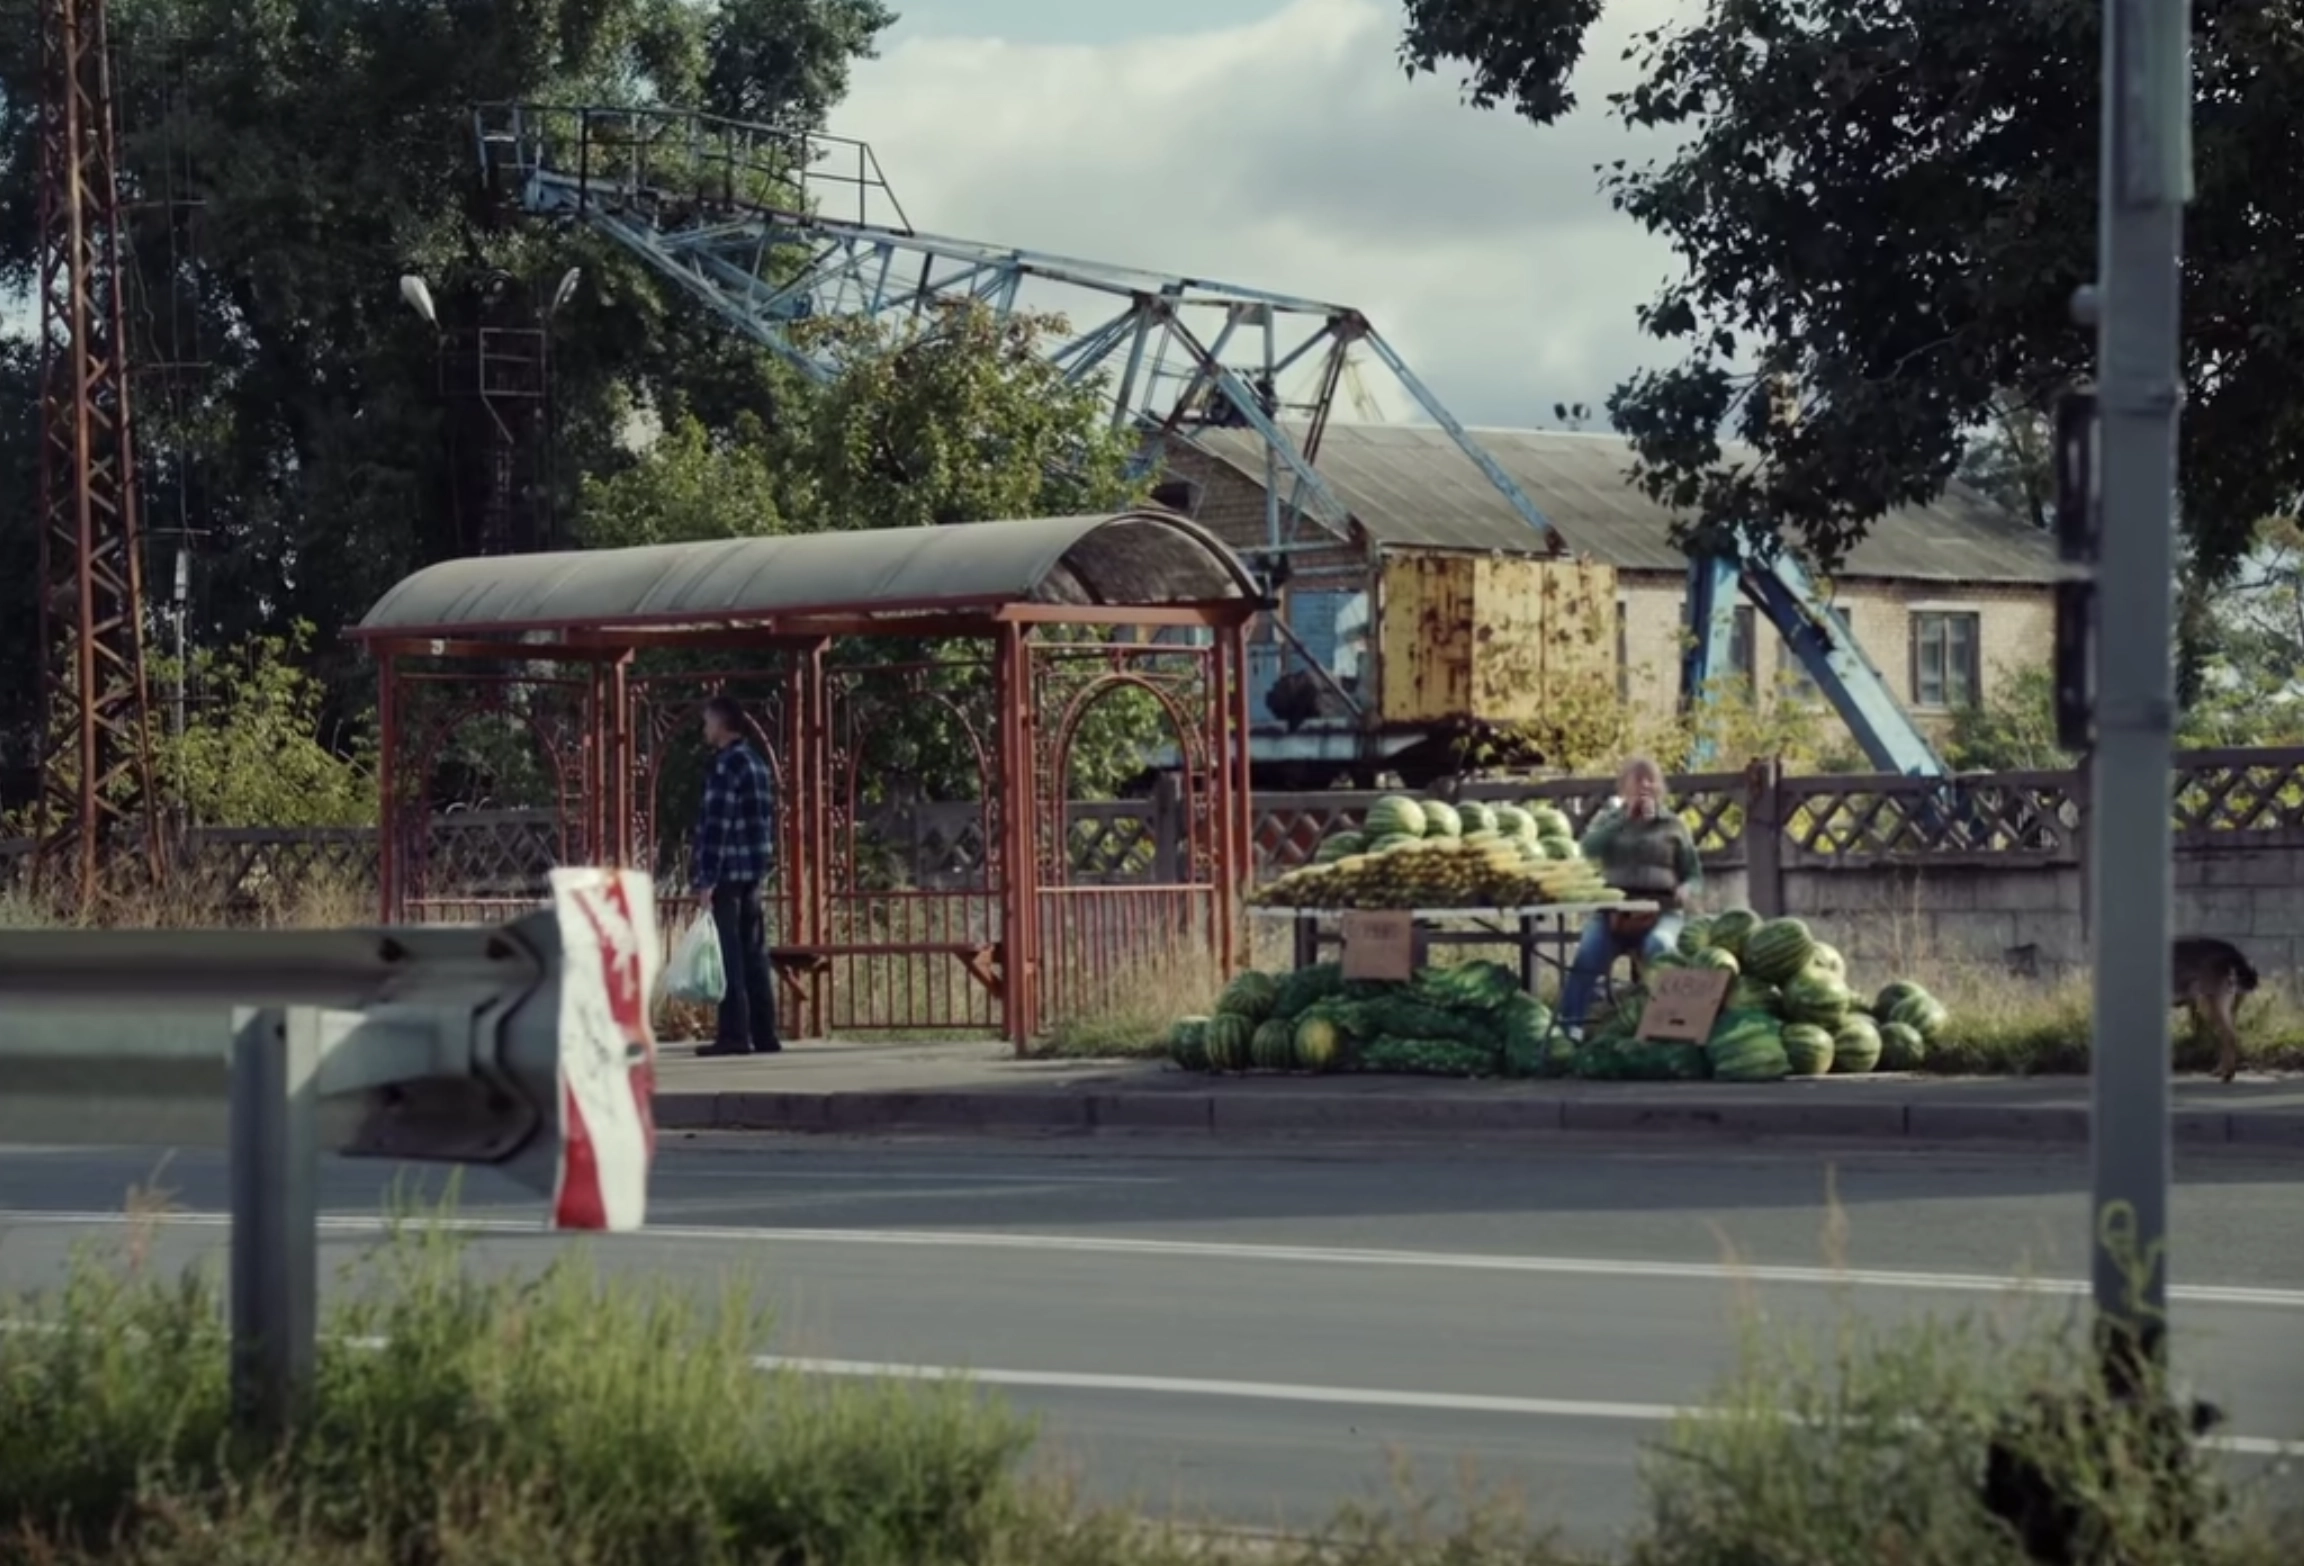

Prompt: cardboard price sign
xmin=1339 ymin=910 xmax=1415 ymax=982
xmin=1637 ymin=966 xmax=1733 ymax=1042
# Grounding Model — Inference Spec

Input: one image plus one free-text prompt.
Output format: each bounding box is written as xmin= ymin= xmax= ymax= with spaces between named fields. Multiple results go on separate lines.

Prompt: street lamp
xmin=398 ymin=274 xmax=437 ymax=327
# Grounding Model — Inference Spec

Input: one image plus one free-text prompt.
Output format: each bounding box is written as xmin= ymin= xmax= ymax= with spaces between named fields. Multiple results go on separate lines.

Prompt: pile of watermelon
xmin=1579 ymin=909 xmax=1951 ymax=1083
xmin=1167 ymin=958 xmax=1561 ymax=1079
xmin=1168 ymin=910 xmax=1949 ymax=1085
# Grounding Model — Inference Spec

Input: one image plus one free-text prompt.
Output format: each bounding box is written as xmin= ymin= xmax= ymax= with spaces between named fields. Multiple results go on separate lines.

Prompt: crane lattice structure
xmin=476 ymin=103 xmax=1945 ymax=777
xmin=34 ymin=0 xmax=164 ymax=911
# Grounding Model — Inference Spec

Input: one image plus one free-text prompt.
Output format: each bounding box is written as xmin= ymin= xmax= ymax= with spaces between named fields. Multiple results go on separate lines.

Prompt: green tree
xmin=148 ymin=623 xmax=377 ymax=827
xmin=704 ymin=0 xmax=893 ymax=126
xmin=577 ymin=306 xmax=1145 ymax=546
xmin=782 ymin=306 xmax=1144 ymax=530
xmin=1399 ymin=0 xmax=2304 ymax=582
xmin=576 ymin=408 xmax=790 ymax=548
xmin=1957 ymin=393 xmax=2055 ymax=534
xmin=1946 ymin=665 xmax=2075 ymax=772
xmin=580 ymin=303 xmax=1161 ymax=812
xmin=0 ymin=0 xmax=893 ymax=739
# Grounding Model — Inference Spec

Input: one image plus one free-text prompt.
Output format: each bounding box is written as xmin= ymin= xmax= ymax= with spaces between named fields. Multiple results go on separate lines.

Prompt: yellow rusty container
xmin=1371 ymin=551 xmax=1616 ymax=728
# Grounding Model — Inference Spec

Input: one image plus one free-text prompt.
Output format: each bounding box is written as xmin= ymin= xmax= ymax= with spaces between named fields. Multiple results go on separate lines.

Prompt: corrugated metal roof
xmin=1187 ymin=424 xmax=2057 ymax=584
xmin=354 ymin=510 xmax=1257 ymax=637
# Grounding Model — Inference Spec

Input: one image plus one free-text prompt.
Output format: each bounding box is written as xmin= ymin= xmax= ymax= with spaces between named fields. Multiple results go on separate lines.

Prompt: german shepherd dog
xmin=2173 ymin=936 xmax=2259 ymax=1083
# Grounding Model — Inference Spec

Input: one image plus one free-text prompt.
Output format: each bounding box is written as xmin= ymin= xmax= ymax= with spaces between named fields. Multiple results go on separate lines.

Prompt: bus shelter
xmin=349 ymin=510 xmax=1262 ymax=1045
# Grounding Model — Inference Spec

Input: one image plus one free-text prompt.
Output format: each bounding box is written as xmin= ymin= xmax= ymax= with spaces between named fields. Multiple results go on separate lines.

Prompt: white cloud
xmin=836 ymin=0 xmax=1685 ymax=428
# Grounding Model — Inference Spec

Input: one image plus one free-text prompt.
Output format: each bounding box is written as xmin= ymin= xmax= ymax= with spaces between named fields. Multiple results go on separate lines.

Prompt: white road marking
xmin=664 ymin=1169 xmax=1162 ymax=1185
xmin=757 ymin=1356 xmax=2304 ymax=1458
xmin=4 ymin=1207 xmax=2303 ymax=1311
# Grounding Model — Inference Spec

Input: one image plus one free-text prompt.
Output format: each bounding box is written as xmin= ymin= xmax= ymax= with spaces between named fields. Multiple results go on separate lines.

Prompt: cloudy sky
xmin=836 ymin=0 xmax=1684 ymax=431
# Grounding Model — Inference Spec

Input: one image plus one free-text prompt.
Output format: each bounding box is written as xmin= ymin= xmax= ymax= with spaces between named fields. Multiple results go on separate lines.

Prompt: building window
xmin=1911 ymin=611 xmax=1982 ymax=708
xmin=1777 ymin=637 xmax=1819 ymax=702
xmin=1149 ymin=479 xmax=1198 ymax=514
xmin=1616 ymin=599 xmax=1629 ymax=702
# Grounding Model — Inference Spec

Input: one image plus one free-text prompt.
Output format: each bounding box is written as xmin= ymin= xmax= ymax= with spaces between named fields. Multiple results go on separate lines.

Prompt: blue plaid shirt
xmin=692 ymin=740 xmax=776 ymax=891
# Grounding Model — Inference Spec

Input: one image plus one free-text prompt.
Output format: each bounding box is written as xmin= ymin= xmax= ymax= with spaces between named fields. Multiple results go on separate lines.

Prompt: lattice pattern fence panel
xmin=1066 ymin=806 xmax=1159 ymax=882
xmin=1778 ymin=772 xmax=2084 ymax=862
xmin=172 ymin=828 xmax=383 ymax=911
xmin=855 ymin=801 xmax=1163 ymax=887
xmin=1517 ymin=773 xmax=1749 ymax=857
xmin=2173 ymin=749 xmax=2304 ymax=835
xmin=10 ymin=748 xmax=2304 ymax=920
xmin=418 ymin=813 xmax=565 ymax=894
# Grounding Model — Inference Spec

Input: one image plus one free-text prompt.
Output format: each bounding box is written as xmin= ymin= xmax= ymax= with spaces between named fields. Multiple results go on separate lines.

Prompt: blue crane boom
xmin=473 ymin=101 xmax=1946 ymax=778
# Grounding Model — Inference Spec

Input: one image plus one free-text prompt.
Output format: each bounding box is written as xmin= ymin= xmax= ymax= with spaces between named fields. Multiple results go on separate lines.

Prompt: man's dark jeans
xmin=710 ymin=880 xmax=779 ymax=1052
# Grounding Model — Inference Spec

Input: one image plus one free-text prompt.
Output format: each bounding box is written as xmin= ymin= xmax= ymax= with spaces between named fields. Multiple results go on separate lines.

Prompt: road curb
xmin=652 ymin=1088 xmax=2304 ymax=1149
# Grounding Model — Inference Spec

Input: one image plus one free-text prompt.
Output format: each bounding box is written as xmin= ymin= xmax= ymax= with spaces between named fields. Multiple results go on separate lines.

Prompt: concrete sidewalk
xmin=651 ymin=1039 xmax=2304 ymax=1149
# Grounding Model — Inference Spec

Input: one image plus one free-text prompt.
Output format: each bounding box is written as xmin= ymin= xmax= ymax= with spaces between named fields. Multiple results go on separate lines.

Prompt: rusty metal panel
xmin=1500 ymin=554 xmax=1616 ymax=719
xmin=1373 ymin=551 xmax=1618 ymax=728
xmin=1375 ymin=552 xmax=1473 ymax=726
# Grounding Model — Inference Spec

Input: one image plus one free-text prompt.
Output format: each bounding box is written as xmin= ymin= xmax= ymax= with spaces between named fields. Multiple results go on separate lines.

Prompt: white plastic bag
xmin=665 ymin=910 xmax=726 ymax=1005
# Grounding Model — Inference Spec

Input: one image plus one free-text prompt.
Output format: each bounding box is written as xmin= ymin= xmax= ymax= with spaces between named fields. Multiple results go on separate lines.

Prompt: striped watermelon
xmin=1888 ymin=988 xmax=1950 ymax=1040
xmin=1293 ymin=1014 xmax=1344 ymax=1071
xmin=1365 ymin=795 xmax=1426 ymax=839
xmin=1832 ymin=1015 xmax=1884 ymax=1073
xmin=1216 ymin=970 xmax=1280 ymax=1022
xmin=1710 ymin=1019 xmax=1789 ymax=1083
xmin=1781 ymin=1022 xmax=1835 ymax=1076
xmin=1877 ymin=1020 xmax=1926 ymax=1070
xmin=1204 ymin=1013 xmax=1252 ymax=1071
xmin=1707 ymin=908 xmax=1761 ymax=958
xmin=1742 ymin=918 xmax=1818 ymax=984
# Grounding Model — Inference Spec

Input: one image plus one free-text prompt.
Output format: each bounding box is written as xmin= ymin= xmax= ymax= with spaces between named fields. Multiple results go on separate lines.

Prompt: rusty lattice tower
xmin=34 ymin=0 xmax=162 ymax=911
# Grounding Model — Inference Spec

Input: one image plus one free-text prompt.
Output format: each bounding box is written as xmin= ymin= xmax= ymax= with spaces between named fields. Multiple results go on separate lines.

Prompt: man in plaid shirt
xmin=692 ymin=694 xmax=780 ymax=1056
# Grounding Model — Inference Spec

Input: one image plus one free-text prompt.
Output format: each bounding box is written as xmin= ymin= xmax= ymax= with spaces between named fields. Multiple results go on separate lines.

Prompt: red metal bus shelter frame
xmin=348 ymin=511 xmax=1262 ymax=1046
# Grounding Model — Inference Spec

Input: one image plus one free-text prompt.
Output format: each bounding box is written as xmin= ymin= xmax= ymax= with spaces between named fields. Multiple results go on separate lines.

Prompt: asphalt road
xmin=1 ymin=1133 xmax=2300 ymax=1548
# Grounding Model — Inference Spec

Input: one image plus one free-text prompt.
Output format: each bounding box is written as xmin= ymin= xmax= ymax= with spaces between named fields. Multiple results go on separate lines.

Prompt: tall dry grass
xmin=1829 ymin=879 xmax=2304 ymax=1075
xmin=12 ymin=865 xmax=2298 ymax=1072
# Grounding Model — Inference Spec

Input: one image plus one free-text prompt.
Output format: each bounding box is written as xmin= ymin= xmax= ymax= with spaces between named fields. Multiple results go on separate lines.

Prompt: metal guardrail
xmin=0 ymin=868 xmax=662 ymax=1435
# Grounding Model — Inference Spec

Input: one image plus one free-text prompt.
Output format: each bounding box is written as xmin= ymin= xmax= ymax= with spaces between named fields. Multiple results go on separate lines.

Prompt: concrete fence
xmin=7 ymin=747 xmax=2304 ymax=977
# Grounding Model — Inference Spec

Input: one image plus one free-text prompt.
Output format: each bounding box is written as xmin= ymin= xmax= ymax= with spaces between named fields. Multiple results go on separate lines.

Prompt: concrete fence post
xmin=1744 ymin=757 xmax=1785 ymax=916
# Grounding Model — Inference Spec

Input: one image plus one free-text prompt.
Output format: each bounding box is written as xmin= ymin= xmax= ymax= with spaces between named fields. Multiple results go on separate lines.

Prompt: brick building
xmin=1157 ymin=423 xmax=2057 ymax=759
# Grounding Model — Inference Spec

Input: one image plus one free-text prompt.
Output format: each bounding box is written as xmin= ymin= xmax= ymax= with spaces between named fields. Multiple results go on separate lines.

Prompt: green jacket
xmin=1579 ymin=804 xmax=1702 ymax=901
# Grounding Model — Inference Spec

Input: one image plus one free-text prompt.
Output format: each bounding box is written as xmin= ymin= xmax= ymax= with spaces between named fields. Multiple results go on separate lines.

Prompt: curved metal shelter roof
xmin=353 ymin=510 xmax=1259 ymax=639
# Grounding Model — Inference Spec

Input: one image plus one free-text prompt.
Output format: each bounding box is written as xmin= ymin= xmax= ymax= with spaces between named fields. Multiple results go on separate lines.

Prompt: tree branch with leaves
xmin=1399 ymin=0 xmax=2304 ymax=582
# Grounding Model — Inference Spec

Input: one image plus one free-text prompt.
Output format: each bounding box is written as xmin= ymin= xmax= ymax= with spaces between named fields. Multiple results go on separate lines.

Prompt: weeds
xmin=0 ymin=1190 xmax=2296 ymax=1565
xmin=9 ymin=860 xmax=2300 ymax=1074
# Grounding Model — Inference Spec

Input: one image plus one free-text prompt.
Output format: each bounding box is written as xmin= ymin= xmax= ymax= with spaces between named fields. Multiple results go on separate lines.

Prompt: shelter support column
xmin=1220 ymin=618 xmax=1254 ymax=970
xmin=579 ymin=665 xmax=606 ymax=868
xmin=607 ymin=655 xmax=634 ymax=866
xmin=794 ymin=641 xmax=832 ymax=1041
xmin=995 ymin=621 xmax=1037 ymax=1048
xmin=376 ymin=652 xmax=399 ymax=921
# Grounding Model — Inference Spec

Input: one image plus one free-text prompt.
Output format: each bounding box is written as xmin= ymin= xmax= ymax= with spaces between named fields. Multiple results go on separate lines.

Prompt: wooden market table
xmin=1246 ymin=902 xmax=1663 ymax=996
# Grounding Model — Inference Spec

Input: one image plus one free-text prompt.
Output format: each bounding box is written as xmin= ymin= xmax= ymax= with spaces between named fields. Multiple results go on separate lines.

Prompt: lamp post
xmin=399 ymin=266 xmax=581 ymax=555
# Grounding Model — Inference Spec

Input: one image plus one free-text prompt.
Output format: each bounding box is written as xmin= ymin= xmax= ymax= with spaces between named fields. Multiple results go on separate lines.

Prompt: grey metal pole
xmin=229 ymin=1006 xmax=322 ymax=1436
xmin=2087 ymin=0 xmax=2191 ymax=1377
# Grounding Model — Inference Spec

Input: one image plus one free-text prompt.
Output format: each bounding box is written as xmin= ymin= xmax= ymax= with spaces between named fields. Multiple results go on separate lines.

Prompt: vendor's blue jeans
xmin=1560 ymin=910 xmax=1685 ymax=1029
